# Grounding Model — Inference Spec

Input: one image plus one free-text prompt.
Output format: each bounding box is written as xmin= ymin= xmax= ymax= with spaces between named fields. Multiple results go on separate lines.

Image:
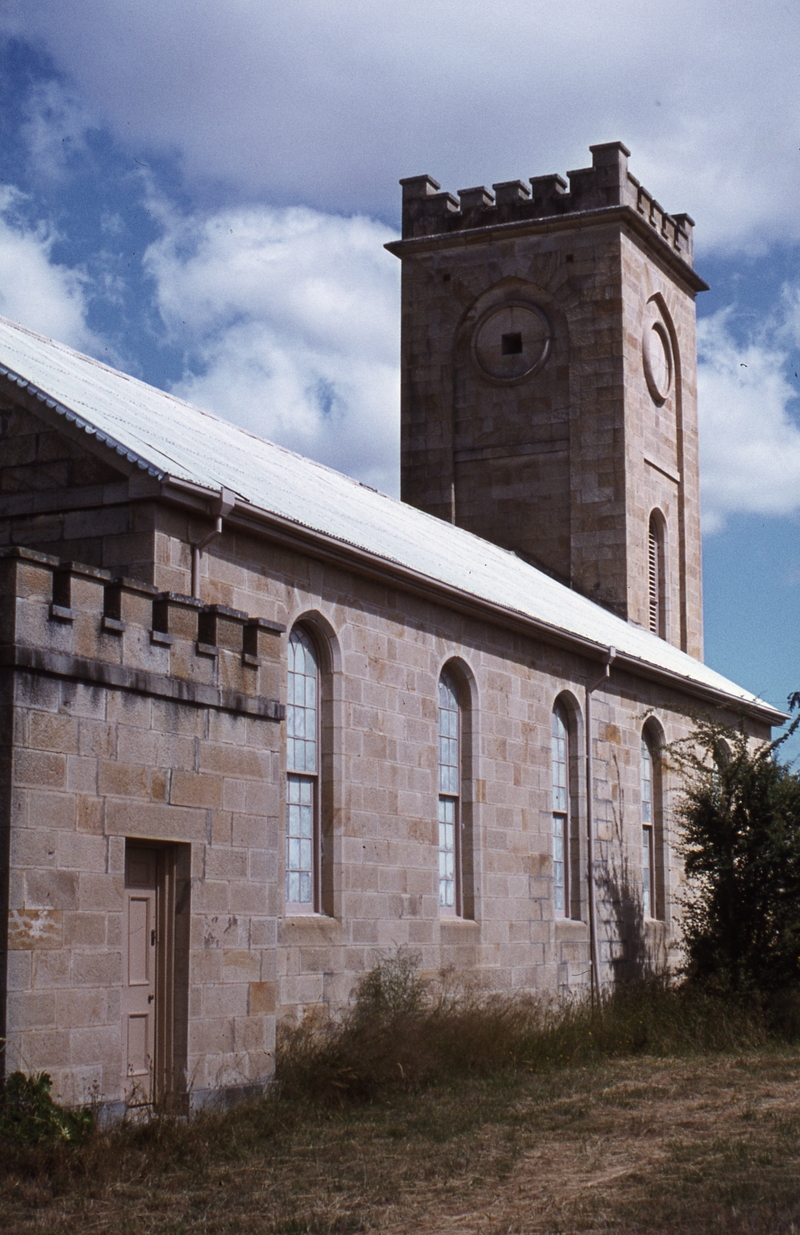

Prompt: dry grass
xmin=3 ymin=1055 xmax=800 ymax=1233
xmin=3 ymin=972 xmax=800 ymax=1233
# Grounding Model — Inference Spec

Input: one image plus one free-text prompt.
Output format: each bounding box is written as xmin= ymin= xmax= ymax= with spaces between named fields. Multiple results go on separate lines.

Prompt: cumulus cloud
xmin=4 ymin=0 xmax=800 ymax=251
xmin=144 ymin=204 xmax=400 ymax=492
xmin=0 ymin=187 xmax=95 ymax=348
xmin=698 ymin=309 xmax=800 ymax=532
xmin=20 ymin=79 xmax=92 ymax=181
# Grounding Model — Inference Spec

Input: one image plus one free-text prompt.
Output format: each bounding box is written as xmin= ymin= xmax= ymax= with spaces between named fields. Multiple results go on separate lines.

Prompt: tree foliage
xmin=0 ymin=1072 xmax=93 ymax=1145
xmin=671 ymin=700 xmax=800 ymax=995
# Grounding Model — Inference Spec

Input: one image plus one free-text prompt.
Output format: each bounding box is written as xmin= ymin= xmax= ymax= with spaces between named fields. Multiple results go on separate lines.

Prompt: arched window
xmin=641 ymin=726 xmax=665 ymax=920
xmin=648 ymin=512 xmax=666 ymax=639
xmin=640 ymin=735 xmax=654 ymax=918
xmin=286 ymin=627 xmax=320 ymax=910
xmin=551 ymin=703 xmax=570 ymax=919
xmin=438 ymin=670 xmax=461 ymax=914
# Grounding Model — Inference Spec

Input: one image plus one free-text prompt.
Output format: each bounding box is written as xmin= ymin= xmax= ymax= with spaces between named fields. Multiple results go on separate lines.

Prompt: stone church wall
xmin=1 ymin=547 xmax=283 ymax=1109
xmin=0 ymin=426 xmax=773 ymax=1113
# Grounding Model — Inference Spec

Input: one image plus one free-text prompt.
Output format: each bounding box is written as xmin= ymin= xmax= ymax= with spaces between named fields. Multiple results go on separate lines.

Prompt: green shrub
xmin=0 ymin=1071 xmax=93 ymax=1145
xmin=670 ymin=704 xmax=800 ymax=1000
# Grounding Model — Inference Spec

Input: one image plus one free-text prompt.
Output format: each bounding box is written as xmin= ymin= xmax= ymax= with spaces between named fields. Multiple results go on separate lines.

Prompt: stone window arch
xmin=551 ymin=693 xmax=583 ymax=920
xmin=641 ymin=721 xmax=666 ymax=920
xmin=286 ymin=623 xmax=331 ymax=913
xmin=437 ymin=661 xmax=476 ymax=918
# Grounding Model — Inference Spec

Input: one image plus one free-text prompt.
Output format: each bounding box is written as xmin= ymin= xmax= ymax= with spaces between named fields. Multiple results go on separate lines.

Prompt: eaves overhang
xmin=0 ymin=363 xmax=167 ymax=479
xmin=161 ymin=476 xmax=787 ymax=729
xmin=0 ymin=335 xmax=781 ymax=730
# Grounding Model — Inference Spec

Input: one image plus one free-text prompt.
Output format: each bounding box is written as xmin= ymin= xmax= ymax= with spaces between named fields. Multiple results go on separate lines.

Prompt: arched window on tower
xmin=648 ymin=511 xmax=667 ymax=639
xmin=286 ymin=626 xmax=321 ymax=911
xmin=438 ymin=670 xmax=461 ymax=915
xmin=551 ymin=703 xmax=570 ymax=919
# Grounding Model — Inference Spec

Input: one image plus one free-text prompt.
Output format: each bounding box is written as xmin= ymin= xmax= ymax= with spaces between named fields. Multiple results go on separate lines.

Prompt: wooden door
xmin=122 ymin=847 xmax=158 ymax=1105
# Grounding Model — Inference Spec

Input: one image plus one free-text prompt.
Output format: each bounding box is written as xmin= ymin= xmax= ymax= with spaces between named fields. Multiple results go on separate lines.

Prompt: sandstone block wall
xmin=0 ymin=511 xmax=771 ymax=1110
xmin=1 ymin=547 xmax=284 ymax=1109
xmin=148 ymin=514 xmax=767 ymax=1021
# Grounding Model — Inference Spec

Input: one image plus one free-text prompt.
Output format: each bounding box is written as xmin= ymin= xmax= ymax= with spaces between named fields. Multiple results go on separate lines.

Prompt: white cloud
xmin=698 ymin=309 xmax=800 ymax=532
xmin=20 ymin=79 xmax=91 ymax=180
xmin=4 ymin=0 xmax=800 ymax=252
xmin=144 ymin=204 xmax=401 ymax=492
xmin=0 ymin=187 xmax=96 ymax=348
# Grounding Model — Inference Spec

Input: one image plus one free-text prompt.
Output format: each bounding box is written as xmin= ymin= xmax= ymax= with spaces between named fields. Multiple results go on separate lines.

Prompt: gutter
xmin=162 ymin=479 xmax=785 ymax=728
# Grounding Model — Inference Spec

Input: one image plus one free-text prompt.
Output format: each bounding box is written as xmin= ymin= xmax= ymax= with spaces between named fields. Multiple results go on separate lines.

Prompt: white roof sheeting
xmin=0 ymin=314 xmax=782 ymax=720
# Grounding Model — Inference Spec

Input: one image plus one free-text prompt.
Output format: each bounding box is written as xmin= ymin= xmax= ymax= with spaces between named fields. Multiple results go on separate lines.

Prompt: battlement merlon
xmin=0 ymin=547 xmax=286 ymax=720
xmin=391 ymin=142 xmax=704 ymax=287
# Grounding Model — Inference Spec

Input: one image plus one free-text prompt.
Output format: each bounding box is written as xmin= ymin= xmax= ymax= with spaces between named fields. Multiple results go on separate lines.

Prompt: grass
xmin=3 ymin=961 xmax=800 ymax=1234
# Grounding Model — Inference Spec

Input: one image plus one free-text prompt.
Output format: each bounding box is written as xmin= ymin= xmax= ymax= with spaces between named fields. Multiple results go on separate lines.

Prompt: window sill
xmin=555 ymin=917 xmax=588 ymax=939
xmin=279 ymin=914 xmax=342 ymax=942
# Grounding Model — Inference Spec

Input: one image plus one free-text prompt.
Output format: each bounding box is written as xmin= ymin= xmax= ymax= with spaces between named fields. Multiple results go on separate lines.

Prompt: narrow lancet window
xmin=286 ymin=627 xmax=319 ymax=908
xmin=641 ymin=735 xmax=654 ymax=918
xmin=552 ymin=705 xmax=569 ymax=918
xmin=438 ymin=671 xmax=461 ymax=913
xmin=648 ymin=512 xmax=666 ymax=638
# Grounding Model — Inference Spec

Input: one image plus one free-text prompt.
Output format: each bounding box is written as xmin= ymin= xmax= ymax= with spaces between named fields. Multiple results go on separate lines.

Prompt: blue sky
xmin=1 ymin=2 xmax=799 ymax=751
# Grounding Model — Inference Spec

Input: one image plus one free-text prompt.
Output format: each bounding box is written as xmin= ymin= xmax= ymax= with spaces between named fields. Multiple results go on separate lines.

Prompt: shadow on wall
xmin=596 ymin=747 xmax=668 ymax=984
xmin=597 ymin=855 xmax=652 ymax=983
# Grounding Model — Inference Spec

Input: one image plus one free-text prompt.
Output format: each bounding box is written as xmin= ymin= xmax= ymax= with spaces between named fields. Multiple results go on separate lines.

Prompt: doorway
xmin=122 ymin=843 xmax=190 ymax=1108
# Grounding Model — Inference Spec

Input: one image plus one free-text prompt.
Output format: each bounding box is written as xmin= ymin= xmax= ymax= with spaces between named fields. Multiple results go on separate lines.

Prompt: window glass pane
xmin=552 ymin=705 xmax=569 ymax=917
xmin=438 ymin=675 xmax=459 ymax=793
xmin=286 ymin=773 xmax=315 ymax=904
xmin=551 ymin=708 xmax=568 ymax=812
xmin=642 ymin=826 xmax=652 ymax=918
xmin=287 ymin=629 xmax=317 ymax=775
xmin=553 ymin=813 xmax=566 ymax=914
xmin=641 ymin=737 xmax=652 ymax=825
xmin=641 ymin=734 xmax=655 ymax=917
xmin=438 ymin=671 xmax=461 ymax=911
xmin=438 ymin=791 xmax=456 ymax=908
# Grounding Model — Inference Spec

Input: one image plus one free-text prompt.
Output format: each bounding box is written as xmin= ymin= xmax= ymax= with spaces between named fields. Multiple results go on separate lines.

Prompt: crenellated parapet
xmin=399 ymin=141 xmax=695 ymax=265
xmin=0 ymin=547 xmax=285 ymax=720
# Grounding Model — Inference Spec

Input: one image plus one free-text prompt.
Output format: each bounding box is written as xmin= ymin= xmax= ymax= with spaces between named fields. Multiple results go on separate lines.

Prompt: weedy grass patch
xmin=2 ymin=964 xmax=800 ymax=1234
xmin=276 ymin=956 xmax=770 ymax=1105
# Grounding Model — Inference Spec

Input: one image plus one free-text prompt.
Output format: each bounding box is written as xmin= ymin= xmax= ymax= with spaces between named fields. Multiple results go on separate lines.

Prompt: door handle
xmin=148 ymin=994 xmax=155 ymax=1004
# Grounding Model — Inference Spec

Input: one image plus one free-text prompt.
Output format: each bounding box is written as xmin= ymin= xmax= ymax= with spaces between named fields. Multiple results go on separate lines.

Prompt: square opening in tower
xmin=501 ymin=332 xmax=523 ymax=355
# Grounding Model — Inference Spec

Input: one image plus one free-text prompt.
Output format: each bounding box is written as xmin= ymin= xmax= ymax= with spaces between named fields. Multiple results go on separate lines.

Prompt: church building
xmin=0 ymin=141 xmax=783 ymax=1114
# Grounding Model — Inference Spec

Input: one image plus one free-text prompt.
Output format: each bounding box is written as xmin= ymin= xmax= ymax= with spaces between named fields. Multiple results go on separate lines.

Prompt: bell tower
xmin=386 ymin=141 xmax=707 ymax=659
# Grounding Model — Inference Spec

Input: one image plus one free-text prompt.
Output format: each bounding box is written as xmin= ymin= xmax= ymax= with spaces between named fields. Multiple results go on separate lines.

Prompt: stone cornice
xmin=385 ymin=204 xmax=709 ymax=296
xmin=0 ymin=644 xmax=284 ymax=720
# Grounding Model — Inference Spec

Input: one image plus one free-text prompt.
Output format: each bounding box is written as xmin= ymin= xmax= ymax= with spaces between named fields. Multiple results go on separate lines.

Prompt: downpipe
xmin=585 ymin=645 xmax=616 ymax=1005
xmin=190 ymin=488 xmax=235 ymax=600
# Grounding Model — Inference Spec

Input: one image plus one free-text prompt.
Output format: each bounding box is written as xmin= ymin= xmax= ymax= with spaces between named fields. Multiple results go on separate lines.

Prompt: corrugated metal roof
xmin=0 ymin=314 xmax=781 ymax=719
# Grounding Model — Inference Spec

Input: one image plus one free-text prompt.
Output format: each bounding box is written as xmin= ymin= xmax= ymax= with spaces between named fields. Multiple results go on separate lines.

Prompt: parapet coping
xmin=0 ymin=645 xmax=284 ymax=721
xmin=385 ymin=202 xmax=709 ymax=294
xmin=0 ymin=546 xmax=287 ymax=719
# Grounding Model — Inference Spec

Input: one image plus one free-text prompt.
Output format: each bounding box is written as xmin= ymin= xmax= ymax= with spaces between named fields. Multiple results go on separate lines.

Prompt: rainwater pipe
xmin=585 ymin=645 xmax=616 ymax=1005
xmin=190 ymin=488 xmax=235 ymax=600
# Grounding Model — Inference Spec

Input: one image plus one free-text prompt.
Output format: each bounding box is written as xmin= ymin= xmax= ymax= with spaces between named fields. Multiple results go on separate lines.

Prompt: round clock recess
xmin=472 ymin=303 xmax=552 ymax=382
xmin=642 ymin=319 xmax=672 ymax=404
